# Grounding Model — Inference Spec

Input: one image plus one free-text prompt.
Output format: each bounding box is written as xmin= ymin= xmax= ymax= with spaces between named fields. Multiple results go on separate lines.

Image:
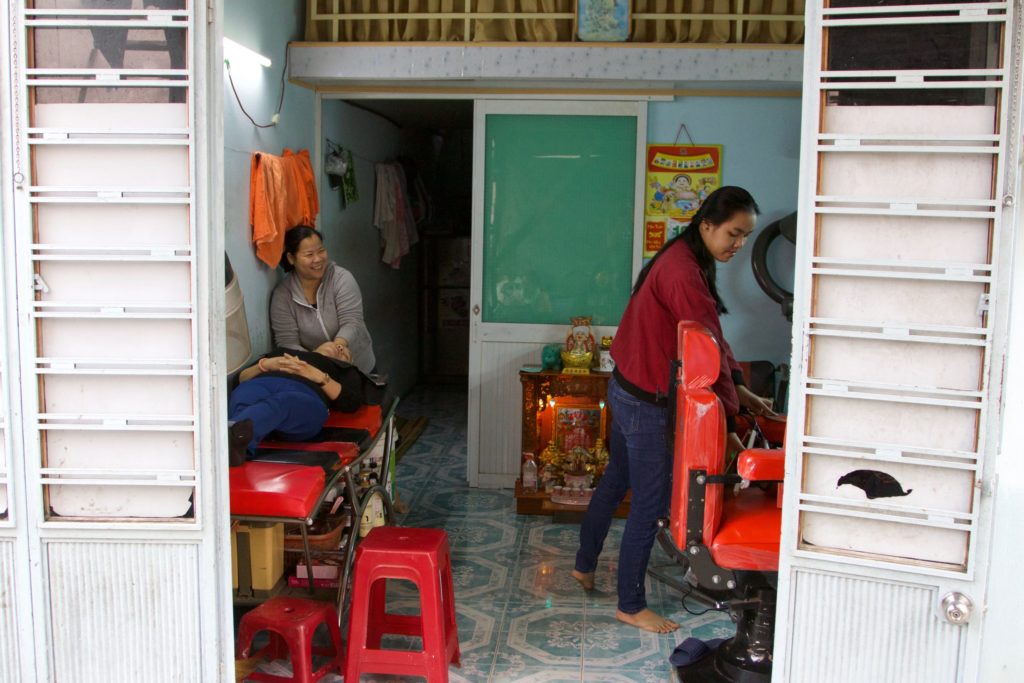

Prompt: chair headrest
xmin=677 ymin=322 xmax=721 ymax=390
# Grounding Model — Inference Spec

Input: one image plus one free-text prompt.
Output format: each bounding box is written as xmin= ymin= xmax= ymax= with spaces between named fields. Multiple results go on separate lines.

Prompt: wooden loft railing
xmin=304 ymin=0 xmax=805 ymax=45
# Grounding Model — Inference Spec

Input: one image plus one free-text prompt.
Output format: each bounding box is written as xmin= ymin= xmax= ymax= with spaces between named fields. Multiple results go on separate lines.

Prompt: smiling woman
xmin=269 ymin=226 xmax=377 ymax=373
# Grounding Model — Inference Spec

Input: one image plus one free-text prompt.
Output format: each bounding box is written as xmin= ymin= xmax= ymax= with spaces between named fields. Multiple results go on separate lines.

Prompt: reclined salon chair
xmin=656 ymin=321 xmax=784 ymax=683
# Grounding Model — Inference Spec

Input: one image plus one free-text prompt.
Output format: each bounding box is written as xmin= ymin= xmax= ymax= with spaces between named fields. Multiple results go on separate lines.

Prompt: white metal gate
xmin=0 ymin=1 xmax=232 ymax=681
xmin=775 ymin=2 xmax=1020 ymax=681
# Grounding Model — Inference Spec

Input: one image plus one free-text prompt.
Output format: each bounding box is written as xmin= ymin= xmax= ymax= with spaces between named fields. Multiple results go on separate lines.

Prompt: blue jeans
xmin=575 ymin=376 xmax=671 ymax=614
xmin=228 ymin=376 xmax=329 ymax=454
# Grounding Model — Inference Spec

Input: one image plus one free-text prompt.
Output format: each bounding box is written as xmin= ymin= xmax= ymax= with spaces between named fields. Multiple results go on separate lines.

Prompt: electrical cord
xmin=225 ymin=46 xmax=288 ymax=128
xmin=679 ymin=579 xmax=714 ymax=616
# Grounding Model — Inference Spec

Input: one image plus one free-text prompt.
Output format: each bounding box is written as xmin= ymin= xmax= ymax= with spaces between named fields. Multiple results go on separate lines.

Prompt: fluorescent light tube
xmin=223 ymin=37 xmax=271 ymax=68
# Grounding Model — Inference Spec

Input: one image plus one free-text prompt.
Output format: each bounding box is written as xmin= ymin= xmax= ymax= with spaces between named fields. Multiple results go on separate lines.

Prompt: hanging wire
xmin=225 ymin=46 xmax=289 ymax=129
xmin=673 ymin=123 xmax=696 ymax=146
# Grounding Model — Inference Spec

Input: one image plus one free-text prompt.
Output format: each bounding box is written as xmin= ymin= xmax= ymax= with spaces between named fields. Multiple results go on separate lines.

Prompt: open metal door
xmin=775 ymin=2 xmax=1020 ymax=681
xmin=467 ymin=100 xmax=646 ymax=488
xmin=0 ymin=1 xmax=232 ymax=680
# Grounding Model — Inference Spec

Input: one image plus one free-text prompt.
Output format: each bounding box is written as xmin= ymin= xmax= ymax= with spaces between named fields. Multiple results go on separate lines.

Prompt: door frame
xmin=771 ymin=1 xmax=1021 ymax=679
xmin=467 ymin=99 xmax=648 ymax=487
xmin=0 ymin=1 xmax=234 ymax=679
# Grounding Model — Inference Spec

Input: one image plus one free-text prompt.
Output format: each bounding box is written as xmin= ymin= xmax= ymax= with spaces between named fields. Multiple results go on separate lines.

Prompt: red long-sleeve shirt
xmin=611 ymin=239 xmax=742 ymax=421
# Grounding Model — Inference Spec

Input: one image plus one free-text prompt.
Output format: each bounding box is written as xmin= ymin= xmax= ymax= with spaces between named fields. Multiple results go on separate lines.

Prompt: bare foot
xmin=571 ymin=569 xmax=595 ymax=591
xmin=616 ymin=608 xmax=680 ymax=634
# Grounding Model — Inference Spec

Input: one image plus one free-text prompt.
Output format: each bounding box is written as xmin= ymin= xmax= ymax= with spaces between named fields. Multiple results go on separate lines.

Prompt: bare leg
xmin=571 ymin=569 xmax=595 ymax=591
xmin=616 ymin=608 xmax=680 ymax=634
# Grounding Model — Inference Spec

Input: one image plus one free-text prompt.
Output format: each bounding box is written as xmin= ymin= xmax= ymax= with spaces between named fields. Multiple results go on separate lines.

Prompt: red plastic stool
xmin=345 ymin=527 xmax=461 ymax=682
xmin=237 ymin=597 xmax=342 ymax=682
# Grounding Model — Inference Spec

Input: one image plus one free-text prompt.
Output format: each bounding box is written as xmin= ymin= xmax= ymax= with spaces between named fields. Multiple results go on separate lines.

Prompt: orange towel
xmin=249 ymin=148 xmax=319 ymax=267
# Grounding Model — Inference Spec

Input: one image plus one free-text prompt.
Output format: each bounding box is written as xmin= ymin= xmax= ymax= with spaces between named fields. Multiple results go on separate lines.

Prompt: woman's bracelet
xmin=257 ymin=358 xmax=268 ymax=372
xmin=320 ymin=373 xmax=331 ymax=386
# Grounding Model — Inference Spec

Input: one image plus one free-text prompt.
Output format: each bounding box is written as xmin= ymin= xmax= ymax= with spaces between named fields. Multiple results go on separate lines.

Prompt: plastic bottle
xmin=522 ymin=452 xmax=538 ymax=492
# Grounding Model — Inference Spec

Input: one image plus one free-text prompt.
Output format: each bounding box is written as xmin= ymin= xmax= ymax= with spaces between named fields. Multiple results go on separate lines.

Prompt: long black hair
xmin=632 ymin=186 xmax=760 ymax=314
xmin=279 ymin=225 xmax=324 ymax=272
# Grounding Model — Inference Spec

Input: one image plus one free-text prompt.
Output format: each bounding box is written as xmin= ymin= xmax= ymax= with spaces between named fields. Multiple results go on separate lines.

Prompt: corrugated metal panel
xmin=788 ymin=570 xmax=962 ymax=683
xmin=0 ymin=541 xmax=20 ymax=683
xmin=478 ymin=341 xmax=547 ymax=481
xmin=47 ymin=541 xmax=201 ymax=683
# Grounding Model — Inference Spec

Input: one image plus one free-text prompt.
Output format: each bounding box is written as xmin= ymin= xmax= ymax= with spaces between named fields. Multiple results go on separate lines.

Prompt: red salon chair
xmin=656 ymin=322 xmax=784 ymax=683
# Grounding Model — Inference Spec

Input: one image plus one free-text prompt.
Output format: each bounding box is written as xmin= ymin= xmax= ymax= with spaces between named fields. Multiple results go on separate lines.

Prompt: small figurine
xmin=565 ymin=316 xmax=596 ymax=355
xmin=541 ymin=343 xmax=563 ymax=372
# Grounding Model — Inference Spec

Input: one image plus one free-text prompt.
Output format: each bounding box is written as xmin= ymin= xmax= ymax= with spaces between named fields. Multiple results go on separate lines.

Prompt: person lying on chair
xmin=227 ymin=341 xmax=379 ymax=467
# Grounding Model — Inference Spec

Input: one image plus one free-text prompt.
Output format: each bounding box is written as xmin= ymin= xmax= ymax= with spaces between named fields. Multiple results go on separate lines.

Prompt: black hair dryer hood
xmin=751 ymin=211 xmax=797 ymax=321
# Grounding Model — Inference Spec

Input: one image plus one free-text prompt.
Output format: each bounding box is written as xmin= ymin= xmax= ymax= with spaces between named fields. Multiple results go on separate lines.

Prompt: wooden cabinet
xmin=516 ymin=369 xmax=629 ymax=517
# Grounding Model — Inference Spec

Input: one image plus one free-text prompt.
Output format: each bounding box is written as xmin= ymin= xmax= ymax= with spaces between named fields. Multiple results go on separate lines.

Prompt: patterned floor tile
xmin=489 ymin=664 xmax=584 ymax=682
xmin=495 ymin=602 xmax=586 ymax=669
xmin=420 ymin=487 xmax=515 ymax=517
xmin=580 ymin=611 xmax=668 ymax=670
xmin=407 ymin=515 xmax=518 ymax=555
xmin=584 ymin=651 xmax=677 ymax=683
xmin=523 ymin=522 xmax=586 ymax=556
xmin=448 ymin=552 xmax=514 ymax=600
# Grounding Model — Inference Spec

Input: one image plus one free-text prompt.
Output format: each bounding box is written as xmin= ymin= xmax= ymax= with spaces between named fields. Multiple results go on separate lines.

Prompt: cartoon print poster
xmin=643 ymin=144 xmax=722 ymax=258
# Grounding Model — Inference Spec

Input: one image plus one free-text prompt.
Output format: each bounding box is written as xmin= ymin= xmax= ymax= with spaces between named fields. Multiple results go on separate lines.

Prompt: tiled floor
xmin=377 ymin=385 xmax=735 ymax=683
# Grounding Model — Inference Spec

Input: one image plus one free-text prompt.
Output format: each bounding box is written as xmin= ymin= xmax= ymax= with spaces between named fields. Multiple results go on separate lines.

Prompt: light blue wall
xmin=648 ymin=96 xmax=800 ymax=366
xmin=223 ymin=4 xmax=418 ymax=395
xmin=320 ymin=102 xmax=420 ymax=396
xmin=223 ymin=0 xmax=313 ymax=358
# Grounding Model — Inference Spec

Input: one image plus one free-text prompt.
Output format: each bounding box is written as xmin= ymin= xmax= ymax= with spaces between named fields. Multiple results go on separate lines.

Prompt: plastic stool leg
xmin=418 ymin=567 xmax=450 ymax=683
xmin=345 ymin=577 xmax=373 ymax=683
xmin=325 ymin=609 xmax=344 ymax=670
xmin=366 ymin=577 xmax=388 ymax=649
xmin=285 ymin=630 xmax=313 ymax=683
xmin=441 ymin=559 xmax=461 ymax=667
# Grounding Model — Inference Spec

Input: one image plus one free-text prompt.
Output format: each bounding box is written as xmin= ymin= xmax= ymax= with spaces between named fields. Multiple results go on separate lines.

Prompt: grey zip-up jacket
xmin=269 ymin=262 xmax=376 ymax=374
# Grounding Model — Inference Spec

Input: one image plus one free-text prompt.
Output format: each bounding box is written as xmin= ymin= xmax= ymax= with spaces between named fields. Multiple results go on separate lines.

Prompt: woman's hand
xmin=279 ymin=354 xmax=329 ymax=385
xmin=738 ymin=385 xmax=775 ymax=417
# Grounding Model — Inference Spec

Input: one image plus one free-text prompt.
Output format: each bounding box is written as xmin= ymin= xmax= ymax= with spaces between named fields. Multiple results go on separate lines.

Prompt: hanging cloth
xmin=325 ymin=141 xmax=360 ymax=207
xmin=249 ymin=148 xmax=319 ymax=267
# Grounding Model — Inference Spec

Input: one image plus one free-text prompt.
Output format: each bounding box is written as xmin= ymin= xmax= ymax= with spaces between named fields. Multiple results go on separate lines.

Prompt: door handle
xmin=473 ymin=304 xmax=480 ymax=316
xmin=939 ymin=592 xmax=973 ymax=626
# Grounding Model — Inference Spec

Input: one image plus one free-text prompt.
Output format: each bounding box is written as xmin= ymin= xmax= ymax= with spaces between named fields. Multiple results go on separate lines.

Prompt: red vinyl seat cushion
xmin=258 ymin=440 xmax=360 ymax=466
xmin=738 ymin=449 xmax=785 ymax=482
xmin=229 ymin=462 xmax=325 ymax=518
xmin=324 ymin=405 xmax=382 ymax=438
xmin=709 ymin=489 xmax=782 ymax=572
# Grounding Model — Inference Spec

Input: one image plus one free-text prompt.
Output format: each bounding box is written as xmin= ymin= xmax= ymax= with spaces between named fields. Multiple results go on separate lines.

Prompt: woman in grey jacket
xmin=269 ymin=226 xmax=376 ymax=374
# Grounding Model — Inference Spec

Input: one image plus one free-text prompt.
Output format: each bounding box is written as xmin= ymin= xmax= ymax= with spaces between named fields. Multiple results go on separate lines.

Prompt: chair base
xmin=675 ymin=642 xmax=771 ymax=683
xmin=669 ymin=579 xmax=776 ymax=683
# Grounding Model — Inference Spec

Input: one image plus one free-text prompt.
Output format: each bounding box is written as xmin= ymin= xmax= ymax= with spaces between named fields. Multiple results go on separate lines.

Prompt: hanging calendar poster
xmin=643 ymin=144 xmax=722 ymax=258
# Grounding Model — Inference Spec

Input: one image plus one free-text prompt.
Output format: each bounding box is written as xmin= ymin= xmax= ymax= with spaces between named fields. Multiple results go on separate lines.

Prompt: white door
xmin=774 ymin=2 xmax=1019 ymax=681
xmin=467 ymin=100 xmax=647 ymax=488
xmin=0 ymin=1 xmax=232 ymax=680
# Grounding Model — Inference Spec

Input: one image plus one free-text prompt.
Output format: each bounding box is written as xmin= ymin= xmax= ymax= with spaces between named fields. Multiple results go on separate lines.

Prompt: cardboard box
xmin=231 ymin=522 xmax=284 ymax=592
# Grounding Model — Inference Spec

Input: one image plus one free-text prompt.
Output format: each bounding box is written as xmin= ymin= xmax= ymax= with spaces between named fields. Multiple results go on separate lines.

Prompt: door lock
xmin=33 ymin=273 xmax=50 ymax=294
xmin=939 ymin=592 xmax=973 ymax=626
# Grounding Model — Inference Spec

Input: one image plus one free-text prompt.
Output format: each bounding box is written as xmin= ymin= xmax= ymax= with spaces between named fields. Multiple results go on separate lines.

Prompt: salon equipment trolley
xmin=229 ymin=398 xmax=399 ymax=614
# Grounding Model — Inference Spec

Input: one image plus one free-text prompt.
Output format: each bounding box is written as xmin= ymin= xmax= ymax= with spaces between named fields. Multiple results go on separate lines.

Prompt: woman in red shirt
xmin=572 ymin=186 xmax=774 ymax=633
